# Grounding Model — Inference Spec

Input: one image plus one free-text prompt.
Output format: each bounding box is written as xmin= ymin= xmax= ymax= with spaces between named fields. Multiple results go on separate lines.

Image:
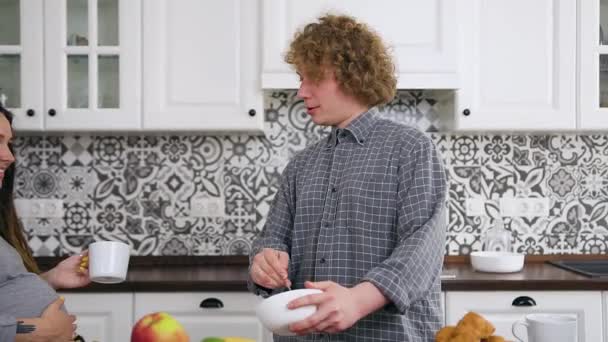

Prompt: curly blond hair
xmin=285 ymin=14 xmax=397 ymax=107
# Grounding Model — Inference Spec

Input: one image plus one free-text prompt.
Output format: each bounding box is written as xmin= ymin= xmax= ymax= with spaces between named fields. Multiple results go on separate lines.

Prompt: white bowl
xmin=256 ymin=289 xmax=322 ymax=336
xmin=470 ymin=251 xmax=524 ymax=273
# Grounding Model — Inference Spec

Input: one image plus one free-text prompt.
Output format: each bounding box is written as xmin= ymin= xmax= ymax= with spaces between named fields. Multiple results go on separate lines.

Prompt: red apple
xmin=131 ymin=312 xmax=189 ymax=342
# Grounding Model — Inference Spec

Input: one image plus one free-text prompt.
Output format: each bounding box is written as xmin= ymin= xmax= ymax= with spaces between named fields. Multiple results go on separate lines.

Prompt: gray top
xmin=249 ymin=108 xmax=448 ymax=341
xmin=0 ymin=236 xmax=59 ymax=341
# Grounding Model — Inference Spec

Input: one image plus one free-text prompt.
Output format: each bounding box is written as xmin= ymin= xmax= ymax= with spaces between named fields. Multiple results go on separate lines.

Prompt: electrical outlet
xmin=42 ymin=200 xmax=64 ymax=218
xmin=189 ymin=198 xmax=225 ymax=217
xmin=465 ymin=197 xmax=485 ymax=216
xmin=14 ymin=199 xmax=64 ymax=218
xmin=499 ymin=197 xmax=549 ymax=217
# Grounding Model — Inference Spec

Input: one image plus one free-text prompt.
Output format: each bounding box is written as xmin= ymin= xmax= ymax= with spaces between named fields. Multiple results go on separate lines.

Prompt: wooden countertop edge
xmin=37 ymin=253 xmax=608 ymax=270
xmin=443 ymin=254 xmax=608 ymax=264
xmin=51 ymin=258 xmax=608 ymax=293
xmin=60 ymin=280 xmax=608 ymax=293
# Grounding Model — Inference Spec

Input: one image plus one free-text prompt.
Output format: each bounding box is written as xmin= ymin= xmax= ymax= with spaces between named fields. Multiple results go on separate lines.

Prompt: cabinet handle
xmin=511 ymin=296 xmax=537 ymax=307
xmin=48 ymin=109 xmax=56 ymax=117
xmin=248 ymin=109 xmax=256 ymax=117
xmin=462 ymin=108 xmax=471 ymax=116
xmin=26 ymin=109 xmax=35 ymax=117
xmin=200 ymin=297 xmax=224 ymax=309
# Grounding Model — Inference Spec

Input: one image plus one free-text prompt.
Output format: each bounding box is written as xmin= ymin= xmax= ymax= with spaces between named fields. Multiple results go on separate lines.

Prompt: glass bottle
xmin=482 ymin=218 xmax=512 ymax=252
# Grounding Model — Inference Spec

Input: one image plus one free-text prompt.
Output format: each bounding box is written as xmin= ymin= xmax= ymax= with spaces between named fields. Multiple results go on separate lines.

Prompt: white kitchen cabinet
xmin=579 ymin=0 xmax=608 ymax=129
xmin=0 ymin=0 xmax=43 ymax=130
xmin=445 ymin=291 xmax=603 ymax=342
xmin=0 ymin=0 xmax=141 ymax=131
xmin=134 ymin=292 xmax=272 ymax=342
xmin=143 ymin=0 xmax=264 ymax=133
xmin=455 ymin=0 xmax=576 ymax=131
xmin=44 ymin=0 xmax=141 ymax=131
xmin=441 ymin=291 xmax=446 ymax=326
xmin=262 ymin=0 xmax=459 ymax=89
xmin=61 ymin=292 xmax=134 ymax=342
xmin=602 ymin=291 xmax=608 ymax=342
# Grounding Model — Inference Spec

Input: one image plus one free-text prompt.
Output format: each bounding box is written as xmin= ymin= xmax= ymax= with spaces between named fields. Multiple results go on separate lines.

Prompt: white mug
xmin=88 ymin=241 xmax=130 ymax=284
xmin=512 ymin=313 xmax=577 ymax=342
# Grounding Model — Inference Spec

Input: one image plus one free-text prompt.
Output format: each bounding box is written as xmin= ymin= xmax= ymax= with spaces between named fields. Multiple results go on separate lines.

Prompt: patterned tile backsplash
xmin=13 ymin=91 xmax=608 ymax=256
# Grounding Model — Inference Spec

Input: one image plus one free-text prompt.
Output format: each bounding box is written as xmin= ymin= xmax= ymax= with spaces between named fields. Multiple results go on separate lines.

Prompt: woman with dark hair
xmin=0 ymin=104 xmax=91 ymax=341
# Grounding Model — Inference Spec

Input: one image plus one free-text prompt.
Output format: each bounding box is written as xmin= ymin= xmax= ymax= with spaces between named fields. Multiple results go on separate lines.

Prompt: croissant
xmin=435 ymin=311 xmax=504 ymax=342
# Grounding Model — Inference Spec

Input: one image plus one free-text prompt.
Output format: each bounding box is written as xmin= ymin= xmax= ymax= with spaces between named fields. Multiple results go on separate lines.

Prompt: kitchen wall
xmin=14 ymin=91 xmax=608 ymax=256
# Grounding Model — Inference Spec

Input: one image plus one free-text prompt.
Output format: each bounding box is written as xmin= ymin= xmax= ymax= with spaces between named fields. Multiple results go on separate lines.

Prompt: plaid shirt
xmin=249 ymin=108 xmax=448 ymax=341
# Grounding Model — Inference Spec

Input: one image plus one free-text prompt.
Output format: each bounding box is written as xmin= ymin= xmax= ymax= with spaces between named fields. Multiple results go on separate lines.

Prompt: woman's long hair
xmin=0 ymin=105 xmax=39 ymax=273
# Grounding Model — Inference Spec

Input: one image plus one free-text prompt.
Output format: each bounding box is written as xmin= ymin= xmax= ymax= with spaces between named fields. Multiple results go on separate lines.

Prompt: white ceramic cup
xmin=256 ymin=289 xmax=322 ymax=336
xmin=88 ymin=241 xmax=130 ymax=284
xmin=512 ymin=313 xmax=577 ymax=342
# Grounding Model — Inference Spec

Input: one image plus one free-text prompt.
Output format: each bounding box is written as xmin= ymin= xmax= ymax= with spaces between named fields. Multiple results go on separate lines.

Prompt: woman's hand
xmin=42 ymin=251 xmax=90 ymax=290
xmin=16 ymin=297 xmax=77 ymax=342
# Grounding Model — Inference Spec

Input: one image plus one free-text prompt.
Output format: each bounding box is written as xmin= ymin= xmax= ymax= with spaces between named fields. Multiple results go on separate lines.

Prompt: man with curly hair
xmin=249 ymin=14 xmax=447 ymax=341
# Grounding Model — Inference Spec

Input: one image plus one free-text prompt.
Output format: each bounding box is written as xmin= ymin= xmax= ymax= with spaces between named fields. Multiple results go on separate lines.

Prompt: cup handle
xmin=511 ymin=320 xmax=528 ymax=342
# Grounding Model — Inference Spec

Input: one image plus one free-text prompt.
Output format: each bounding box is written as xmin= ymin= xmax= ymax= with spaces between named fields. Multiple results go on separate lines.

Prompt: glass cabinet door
xmin=44 ymin=0 xmax=140 ymax=130
xmin=0 ymin=0 xmax=44 ymax=130
xmin=600 ymin=0 xmax=608 ymax=108
xmin=581 ymin=0 xmax=608 ymax=128
xmin=0 ymin=0 xmax=21 ymax=108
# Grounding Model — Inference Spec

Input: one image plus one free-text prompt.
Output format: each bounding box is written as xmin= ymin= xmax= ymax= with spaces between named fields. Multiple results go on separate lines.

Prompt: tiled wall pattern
xmin=13 ymin=91 xmax=608 ymax=256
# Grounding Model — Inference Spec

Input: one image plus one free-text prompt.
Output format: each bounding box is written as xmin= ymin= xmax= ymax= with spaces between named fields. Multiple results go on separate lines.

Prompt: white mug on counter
xmin=88 ymin=240 xmax=131 ymax=284
xmin=512 ymin=313 xmax=577 ymax=342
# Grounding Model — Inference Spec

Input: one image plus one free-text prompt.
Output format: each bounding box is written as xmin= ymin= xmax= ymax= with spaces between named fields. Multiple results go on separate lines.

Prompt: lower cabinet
xmin=60 ymin=292 xmax=134 ymax=342
xmin=440 ymin=291 xmax=446 ymax=326
xmin=445 ymin=291 xmax=603 ymax=342
xmin=604 ymin=292 xmax=607 ymax=342
xmin=134 ymin=292 xmax=272 ymax=342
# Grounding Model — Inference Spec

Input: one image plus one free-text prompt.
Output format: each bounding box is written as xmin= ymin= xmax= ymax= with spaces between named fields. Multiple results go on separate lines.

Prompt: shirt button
xmin=319 ymin=257 xmax=326 ymax=264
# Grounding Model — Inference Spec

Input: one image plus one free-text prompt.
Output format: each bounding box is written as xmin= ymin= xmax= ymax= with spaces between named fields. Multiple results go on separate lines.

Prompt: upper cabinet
xmin=579 ymin=0 xmax=608 ymax=129
xmin=261 ymin=0 xmax=459 ymax=89
xmin=0 ymin=0 xmax=43 ymax=130
xmin=44 ymin=0 xmax=141 ymax=131
xmin=0 ymin=0 xmax=141 ymax=131
xmin=2 ymin=0 xmax=262 ymax=133
xmin=456 ymin=0 xmax=577 ymax=131
xmin=142 ymin=0 xmax=264 ymax=133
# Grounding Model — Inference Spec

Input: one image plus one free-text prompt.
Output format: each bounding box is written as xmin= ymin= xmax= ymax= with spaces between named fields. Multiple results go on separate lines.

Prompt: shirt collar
xmin=326 ymin=107 xmax=378 ymax=148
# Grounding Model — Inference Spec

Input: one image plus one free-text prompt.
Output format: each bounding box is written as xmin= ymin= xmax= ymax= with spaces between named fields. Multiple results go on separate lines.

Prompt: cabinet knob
xmin=511 ymin=295 xmax=537 ymax=307
xmin=200 ymin=297 xmax=224 ymax=309
xmin=48 ymin=109 xmax=56 ymax=117
xmin=26 ymin=109 xmax=35 ymax=117
xmin=248 ymin=109 xmax=256 ymax=117
xmin=462 ymin=108 xmax=471 ymax=116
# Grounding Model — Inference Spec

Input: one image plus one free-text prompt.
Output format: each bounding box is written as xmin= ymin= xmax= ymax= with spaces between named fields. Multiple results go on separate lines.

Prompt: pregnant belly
xmin=0 ymin=273 xmax=60 ymax=318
